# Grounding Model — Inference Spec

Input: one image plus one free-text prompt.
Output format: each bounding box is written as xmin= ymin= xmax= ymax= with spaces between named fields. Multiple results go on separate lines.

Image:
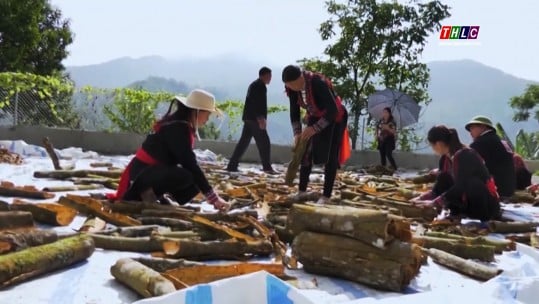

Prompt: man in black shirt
xmin=226 ymin=67 xmax=276 ymax=173
xmin=466 ymin=115 xmax=516 ymax=198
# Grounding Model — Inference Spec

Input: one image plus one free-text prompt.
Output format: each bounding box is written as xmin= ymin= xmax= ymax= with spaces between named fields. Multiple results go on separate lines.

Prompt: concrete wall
xmin=2 ymin=125 xmax=539 ymax=171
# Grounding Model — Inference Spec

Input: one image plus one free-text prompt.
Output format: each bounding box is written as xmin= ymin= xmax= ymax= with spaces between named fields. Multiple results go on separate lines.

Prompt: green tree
xmin=515 ymin=129 xmax=539 ymax=160
xmin=0 ymin=72 xmax=79 ymax=127
xmin=0 ymin=0 xmax=73 ymax=75
xmin=510 ymin=84 xmax=539 ymax=123
xmin=300 ymin=0 xmax=450 ymax=150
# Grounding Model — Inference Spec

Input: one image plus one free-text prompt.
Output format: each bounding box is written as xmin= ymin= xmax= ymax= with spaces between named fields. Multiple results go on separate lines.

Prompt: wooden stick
xmin=161 ymin=239 xmax=273 ymax=260
xmin=0 ymin=211 xmax=34 ymax=230
xmin=0 ymin=185 xmax=54 ymax=200
xmin=424 ymin=231 xmax=515 ymax=252
xmin=0 ymin=235 xmax=95 ymax=288
xmin=88 ymin=234 xmax=165 ymax=252
xmin=34 ymin=169 xmax=122 ymax=179
xmin=138 ymin=217 xmax=193 ymax=231
xmin=0 ymin=230 xmax=58 ymax=254
xmin=133 ymin=257 xmax=203 ymax=272
xmin=412 ymin=236 xmax=496 ymax=262
xmin=424 ymin=248 xmax=502 ymax=281
xmin=488 ymin=221 xmax=539 ymax=233
xmin=42 ymin=137 xmax=61 ymax=170
xmin=42 ymin=184 xmax=104 ymax=192
xmin=110 ymin=258 xmax=176 ymax=298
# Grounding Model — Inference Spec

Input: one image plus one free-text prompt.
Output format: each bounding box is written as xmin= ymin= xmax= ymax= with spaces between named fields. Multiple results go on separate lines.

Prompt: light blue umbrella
xmin=367 ymin=89 xmax=421 ymax=128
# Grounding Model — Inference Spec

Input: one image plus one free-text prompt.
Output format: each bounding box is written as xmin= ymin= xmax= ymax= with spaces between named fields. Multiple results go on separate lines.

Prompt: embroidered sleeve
xmin=292 ymin=121 xmax=302 ymax=135
xmin=312 ymin=117 xmax=330 ymax=132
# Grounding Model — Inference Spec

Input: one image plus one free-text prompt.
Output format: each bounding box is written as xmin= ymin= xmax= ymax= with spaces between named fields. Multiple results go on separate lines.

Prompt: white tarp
xmin=1 ymin=141 xmax=539 ymax=304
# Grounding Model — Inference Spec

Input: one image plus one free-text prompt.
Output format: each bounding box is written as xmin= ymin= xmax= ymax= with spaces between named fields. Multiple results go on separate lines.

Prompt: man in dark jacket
xmin=226 ymin=67 xmax=276 ymax=173
xmin=466 ymin=115 xmax=516 ymax=198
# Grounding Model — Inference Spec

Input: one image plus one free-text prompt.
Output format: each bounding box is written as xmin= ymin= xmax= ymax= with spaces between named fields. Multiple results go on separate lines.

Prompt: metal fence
xmin=0 ymin=89 xmax=60 ymax=127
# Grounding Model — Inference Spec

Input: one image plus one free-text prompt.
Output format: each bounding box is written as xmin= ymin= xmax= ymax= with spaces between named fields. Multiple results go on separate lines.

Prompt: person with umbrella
xmin=411 ymin=125 xmax=501 ymax=222
xmin=375 ymin=107 xmax=398 ymax=170
xmin=282 ymin=65 xmax=350 ymax=204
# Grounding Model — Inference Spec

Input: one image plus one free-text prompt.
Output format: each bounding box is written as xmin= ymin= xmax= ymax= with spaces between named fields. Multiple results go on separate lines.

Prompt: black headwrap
xmin=282 ymin=65 xmax=302 ymax=82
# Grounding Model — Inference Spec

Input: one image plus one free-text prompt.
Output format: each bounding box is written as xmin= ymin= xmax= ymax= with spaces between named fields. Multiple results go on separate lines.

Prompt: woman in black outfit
xmin=376 ymin=107 xmax=397 ymax=170
xmin=108 ymin=89 xmax=230 ymax=212
xmin=282 ymin=65 xmax=349 ymax=204
xmin=411 ymin=125 xmax=501 ymax=221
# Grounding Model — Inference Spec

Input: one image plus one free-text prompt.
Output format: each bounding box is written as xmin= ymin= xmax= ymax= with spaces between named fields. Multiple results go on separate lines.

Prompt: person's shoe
xmin=157 ymin=193 xmax=180 ymax=207
xmin=315 ymin=196 xmax=331 ymax=204
xmin=263 ymin=168 xmax=280 ymax=175
xmin=225 ymin=166 xmax=239 ymax=172
xmin=289 ymin=191 xmax=321 ymax=202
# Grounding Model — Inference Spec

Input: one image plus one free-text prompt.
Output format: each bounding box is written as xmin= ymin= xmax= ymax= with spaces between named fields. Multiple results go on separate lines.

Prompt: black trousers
xmin=516 ymin=167 xmax=532 ymax=190
xmin=299 ymin=112 xmax=348 ymax=198
xmin=227 ymin=120 xmax=272 ymax=171
xmin=433 ymin=172 xmax=500 ymax=221
xmin=123 ymin=164 xmax=200 ymax=204
xmin=378 ymin=139 xmax=397 ymax=169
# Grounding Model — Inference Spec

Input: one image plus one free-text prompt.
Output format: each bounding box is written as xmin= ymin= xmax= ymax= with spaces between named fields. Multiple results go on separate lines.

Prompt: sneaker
xmin=263 ymin=168 xmax=280 ymax=175
xmin=225 ymin=166 xmax=239 ymax=172
xmin=316 ymin=196 xmax=330 ymax=204
xmin=289 ymin=191 xmax=321 ymax=202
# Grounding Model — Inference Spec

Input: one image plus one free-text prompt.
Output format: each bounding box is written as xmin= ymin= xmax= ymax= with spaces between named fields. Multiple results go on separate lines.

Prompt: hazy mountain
xmin=67 ymin=56 xmax=537 ymax=148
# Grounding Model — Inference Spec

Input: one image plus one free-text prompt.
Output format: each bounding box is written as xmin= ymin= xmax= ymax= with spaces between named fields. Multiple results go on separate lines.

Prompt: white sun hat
xmin=175 ymin=89 xmax=222 ymax=116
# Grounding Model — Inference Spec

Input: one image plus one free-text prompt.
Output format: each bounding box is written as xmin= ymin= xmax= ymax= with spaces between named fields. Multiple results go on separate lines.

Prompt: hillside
xmin=67 ymin=57 xmax=537 ymax=147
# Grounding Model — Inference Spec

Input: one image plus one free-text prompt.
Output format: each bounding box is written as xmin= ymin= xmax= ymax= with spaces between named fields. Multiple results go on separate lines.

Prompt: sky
xmin=50 ymin=0 xmax=539 ymax=81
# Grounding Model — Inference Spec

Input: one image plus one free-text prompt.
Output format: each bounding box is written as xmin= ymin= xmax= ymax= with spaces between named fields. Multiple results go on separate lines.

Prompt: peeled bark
xmin=292 ymin=231 xmax=422 ymax=292
xmin=162 ymin=263 xmax=285 ymax=289
xmin=0 ymin=235 xmax=95 ymax=288
xmin=111 ymin=258 xmax=176 ymax=298
xmin=287 ymin=204 xmax=411 ymax=248
xmin=78 ymin=216 xmax=107 ymax=233
xmin=58 ymin=195 xmax=141 ymax=226
xmin=0 ymin=184 xmax=54 ymax=200
xmin=0 ymin=211 xmax=34 ymax=230
xmin=425 ymin=248 xmax=502 ymax=281
xmin=488 ymin=221 xmax=539 ymax=233
xmin=9 ymin=199 xmax=77 ymax=226
xmin=285 ymin=138 xmax=309 ymax=186
xmin=161 ymin=239 xmax=273 ymax=260
xmin=0 ymin=230 xmax=58 ymax=254
xmin=34 ymin=169 xmax=123 ymax=179
xmin=411 ymin=236 xmax=495 ymax=262
xmin=133 ymin=257 xmax=203 ymax=273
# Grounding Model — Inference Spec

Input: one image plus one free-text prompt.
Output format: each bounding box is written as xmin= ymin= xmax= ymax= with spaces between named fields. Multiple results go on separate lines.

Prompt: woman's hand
xmin=213 ymin=197 xmax=231 ymax=212
xmin=301 ymin=126 xmax=316 ymax=140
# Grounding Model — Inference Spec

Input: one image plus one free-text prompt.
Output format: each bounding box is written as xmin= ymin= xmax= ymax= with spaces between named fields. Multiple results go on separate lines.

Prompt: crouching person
xmin=107 ymin=89 xmax=230 ymax=212
xmin=411 ymin=125 xmax=501 ymax=222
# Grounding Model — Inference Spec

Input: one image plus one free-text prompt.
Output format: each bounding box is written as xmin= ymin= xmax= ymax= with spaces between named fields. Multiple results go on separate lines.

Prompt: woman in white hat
xmin=108 ymin=89 xmax=230 ymax=212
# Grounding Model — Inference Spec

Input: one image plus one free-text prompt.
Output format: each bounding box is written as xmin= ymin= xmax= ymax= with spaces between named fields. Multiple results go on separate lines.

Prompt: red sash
xmin=106 ymin=149 xmax=159 ymax=200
